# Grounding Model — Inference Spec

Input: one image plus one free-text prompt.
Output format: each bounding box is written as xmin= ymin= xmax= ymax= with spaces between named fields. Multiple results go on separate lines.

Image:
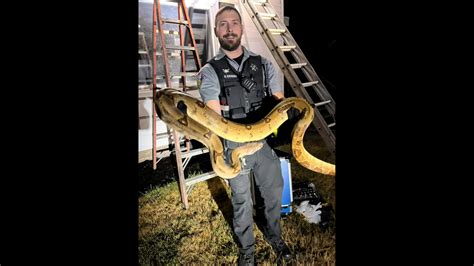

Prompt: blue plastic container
xmin=279 ymin=157 xmax=293 ymax=216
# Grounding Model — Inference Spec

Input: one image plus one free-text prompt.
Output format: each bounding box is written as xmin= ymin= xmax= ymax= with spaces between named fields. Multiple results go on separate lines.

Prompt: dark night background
xmin=2 ymin=1 xmax=471 ymax=265
xmin=284 ymin=0 xmax=335 ymax=97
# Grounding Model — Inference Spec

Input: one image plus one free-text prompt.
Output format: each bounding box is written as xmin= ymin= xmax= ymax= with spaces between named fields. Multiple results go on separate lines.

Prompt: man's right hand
xmin=206 ymin=99 xmax=221 ymax=114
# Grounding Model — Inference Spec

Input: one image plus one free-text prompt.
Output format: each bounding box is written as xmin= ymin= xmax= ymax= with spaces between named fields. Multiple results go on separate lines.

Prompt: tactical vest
xmin=209 ymin=55 xmax=269 ymax=124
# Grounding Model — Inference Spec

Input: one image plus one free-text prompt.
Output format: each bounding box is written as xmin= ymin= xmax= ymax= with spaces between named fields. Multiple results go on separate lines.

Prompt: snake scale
xmin=154 ymin=88 xmax=335 ymax=179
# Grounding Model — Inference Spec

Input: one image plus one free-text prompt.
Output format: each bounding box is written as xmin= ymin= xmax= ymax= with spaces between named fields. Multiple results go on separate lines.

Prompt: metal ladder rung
xmin=138 ymin=32 xmax=145 ymax=36
xmin=162 ymin=19 xmax=189 ymax=25
xmin=167 ymin=45 xmax=196 ymax=51
xmin=328 ymin=123 xmax=336 ymax=128
xmin=139 ymin=50 xmax=148 ymax=54
xmin=155 ymin=149 xmax=172 ymax=159
xmin=156 ymin=52 xmax=181 ymax=56
xmin=185 ymin=171 xmax=218 ymax=187
xmin=155 ymin=29 xmax=179 ymax=35
xmin=138 ymin=84 xmax=151 ymax=90
xmin=290 ymin=63 xmax=307 ymax=69
xmin=256 ymin=12 xmax=276 ymax=18
xmin=301 ymin=80 xmax=319 ymax=87
xmin=170 ymin=72 xmax=198 ymax=77
xmin=139 ymin=64 xmax=152 ymax=68
xmin=155 ymin=132 xmax=172 ymax=139
xmin=181 ymin=147 xmax=209 ymax=159
xmin=267 ymin=28 xmax=286 ymax=34
xmin=278 ymin=45 xmax=296 ymax=51
xmin=313 ymin=100 xmax=331 ymax=107
xmin=156 ymin=76 xmax=177 ymax=80
xmin=138 ymin=88 xmax=152 ymax=98
xmin=156 ymin=75 xmax=195 ymax=80
xmin=164 ymin=30 xmax=179 ymax=35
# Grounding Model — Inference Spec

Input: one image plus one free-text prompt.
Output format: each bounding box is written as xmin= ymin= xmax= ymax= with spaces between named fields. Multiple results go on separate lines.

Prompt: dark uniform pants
xmin=225 ymin=140 xmax=284 ymax=255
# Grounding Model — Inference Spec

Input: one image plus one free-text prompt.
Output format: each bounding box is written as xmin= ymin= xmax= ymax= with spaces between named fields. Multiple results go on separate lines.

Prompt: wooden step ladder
xmin=241 ymin=0 xmax=336 ymax=155
xmin=152 ymin=0 xmax=215 ymax=209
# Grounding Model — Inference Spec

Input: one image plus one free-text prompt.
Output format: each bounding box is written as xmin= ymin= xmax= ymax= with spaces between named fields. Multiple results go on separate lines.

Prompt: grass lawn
xmin=139 ymin=127 xmax=336 ymax=265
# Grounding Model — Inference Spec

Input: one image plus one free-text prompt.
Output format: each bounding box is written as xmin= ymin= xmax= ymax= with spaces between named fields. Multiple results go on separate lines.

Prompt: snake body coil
xmin=154 ymin=88 xmax=335 ymax=178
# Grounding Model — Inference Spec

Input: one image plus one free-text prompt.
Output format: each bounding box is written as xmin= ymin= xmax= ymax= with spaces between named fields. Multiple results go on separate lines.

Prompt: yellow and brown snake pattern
xmin=154 ymin=88 xmax=335 ymax=179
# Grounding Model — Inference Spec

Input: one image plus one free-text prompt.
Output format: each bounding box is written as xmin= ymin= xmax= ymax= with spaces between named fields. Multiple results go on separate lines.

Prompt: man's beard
xmin=218 ymin=33 xmax=241 ymax=51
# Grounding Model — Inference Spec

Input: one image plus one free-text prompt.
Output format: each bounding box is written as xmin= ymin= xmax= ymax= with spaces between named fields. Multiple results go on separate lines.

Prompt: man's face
xmin=214 ymin=10 xmax=243 ymax=51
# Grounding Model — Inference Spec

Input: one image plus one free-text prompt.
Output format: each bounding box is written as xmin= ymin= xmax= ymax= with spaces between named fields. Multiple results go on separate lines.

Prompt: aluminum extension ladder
xmin=241 ymin=0 xmax=336 ymax=155
xmin=139 ymin=25 xmax=153 ymax=89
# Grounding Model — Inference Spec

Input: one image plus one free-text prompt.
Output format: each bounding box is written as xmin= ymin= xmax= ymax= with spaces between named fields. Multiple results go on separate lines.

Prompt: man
xmin=199 ymin=5 xmax=292 ymax=265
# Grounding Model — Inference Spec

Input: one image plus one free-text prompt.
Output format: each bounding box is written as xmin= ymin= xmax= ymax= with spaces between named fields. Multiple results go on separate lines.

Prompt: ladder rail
xmin=155 ymin=0 xmax=172 ymax=87
xmin=180 ymin=0 xmax=202 ymax=71
xmin=177 ymin=1 xmax=191 ymax=153
xmin=152 ymin=3 xmax=158 ymax=170
xmin=178 ymin=1 xmax=187 ymax=91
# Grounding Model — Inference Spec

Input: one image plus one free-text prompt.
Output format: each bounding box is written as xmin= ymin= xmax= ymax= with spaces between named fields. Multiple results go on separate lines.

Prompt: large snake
xmin=154 ymin=88 xmax=335 ymax=179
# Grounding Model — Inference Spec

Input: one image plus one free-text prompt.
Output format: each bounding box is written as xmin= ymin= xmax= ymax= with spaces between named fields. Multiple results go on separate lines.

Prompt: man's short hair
xmin=215 ymin=6 xmax=242 ymax=26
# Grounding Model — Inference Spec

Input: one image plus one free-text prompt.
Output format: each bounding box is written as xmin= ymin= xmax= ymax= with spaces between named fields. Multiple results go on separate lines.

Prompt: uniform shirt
xmin=199 ymin=46 xmax=282 ymax=104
